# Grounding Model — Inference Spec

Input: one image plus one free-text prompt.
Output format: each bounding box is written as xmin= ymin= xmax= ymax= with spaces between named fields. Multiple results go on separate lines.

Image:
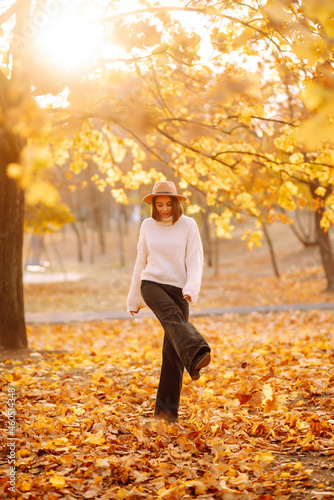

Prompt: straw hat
xmin=142 ymin=181 xmax=188 ymax=204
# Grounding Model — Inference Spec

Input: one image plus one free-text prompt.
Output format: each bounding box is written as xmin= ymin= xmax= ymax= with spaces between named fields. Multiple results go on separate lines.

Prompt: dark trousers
xmin=141 ymin=280 xmax=210 ymax=421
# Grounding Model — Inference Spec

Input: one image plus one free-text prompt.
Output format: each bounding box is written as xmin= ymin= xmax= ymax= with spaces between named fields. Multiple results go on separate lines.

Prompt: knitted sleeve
xmin=182 ymin=218 xmax=204 ymax=304
xmin=127 ymin=223 xmax=148 ymax=312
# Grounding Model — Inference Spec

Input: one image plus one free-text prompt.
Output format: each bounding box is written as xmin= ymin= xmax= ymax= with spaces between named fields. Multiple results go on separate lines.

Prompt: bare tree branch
xmin=0 ymin=3 xmax=15 ymax=26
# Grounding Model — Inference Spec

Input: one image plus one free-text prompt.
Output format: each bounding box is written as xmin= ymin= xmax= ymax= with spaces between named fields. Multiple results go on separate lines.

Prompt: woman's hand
xmin=130 ymin=309 xmax=140 ymax=316
xmin=183 ymin=295 xmax=192 ymax=303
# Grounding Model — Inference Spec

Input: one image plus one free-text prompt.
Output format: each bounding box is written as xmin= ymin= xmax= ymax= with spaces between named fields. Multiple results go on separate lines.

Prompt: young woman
xmin=127 ymin=181 xmax=211 ymax=422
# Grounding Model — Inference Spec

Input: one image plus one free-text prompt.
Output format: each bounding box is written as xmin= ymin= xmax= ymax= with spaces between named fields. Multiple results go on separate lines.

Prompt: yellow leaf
xmin=256 ymin=452 xmax=274 ymax=463
xmin=117 ymin=489 xmax=127 ymax=499
xmin=185 ymin=480 xmax=207 ymax=494
xmin=262 ymin=383 xmax=273 ymax=402
xmin=17 ymin=449 xmax=30 ymax=458
xmin=84 ymin=430 xmax=105 ymax=445
xmin=226 ymin=467 xmax=237 ymax=477
xmin=293 ymin=44 xmax=318 ymax=65
xmin=4 ymin=373 xmax=13 ymax=382
xmin=239 ymin=108 xmax=253 ymax=124
xmin=18 ymin=480 xmax=33 ymax=492
xmin=42 ymin=437 xmax=69 ymax=450
xmin=49 ymin=475 xmax=66 ymax=488
xmin=73 ymin=407 xmax=85 ymax=416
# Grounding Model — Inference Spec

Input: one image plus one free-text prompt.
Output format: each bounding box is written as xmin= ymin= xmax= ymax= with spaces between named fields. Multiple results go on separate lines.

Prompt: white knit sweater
xmin=127 ymin=214 xmax=204 ymax=312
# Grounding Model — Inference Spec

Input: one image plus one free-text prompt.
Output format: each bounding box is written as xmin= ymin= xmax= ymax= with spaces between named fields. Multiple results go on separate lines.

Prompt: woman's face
xmin=154 ymin=195 xmax=173 ymax=219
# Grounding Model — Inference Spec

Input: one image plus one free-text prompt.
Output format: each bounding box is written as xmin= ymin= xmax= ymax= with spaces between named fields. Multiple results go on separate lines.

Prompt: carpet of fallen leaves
xmin=1 ymin=310 xmax=334 ymax=499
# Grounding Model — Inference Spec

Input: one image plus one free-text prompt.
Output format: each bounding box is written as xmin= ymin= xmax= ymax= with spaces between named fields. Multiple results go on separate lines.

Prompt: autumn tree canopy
xmin=1 ymin=0 xmax=334 ymax=348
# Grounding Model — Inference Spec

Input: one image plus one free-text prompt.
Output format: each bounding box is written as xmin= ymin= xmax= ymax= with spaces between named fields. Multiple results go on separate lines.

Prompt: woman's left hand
xmin=183 ymin=294 xmax=192 ymax=303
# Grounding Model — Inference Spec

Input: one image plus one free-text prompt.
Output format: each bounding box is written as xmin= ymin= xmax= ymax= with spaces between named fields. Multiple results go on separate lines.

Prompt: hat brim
xmin=142 ymin=193 xmax=188 ymax=204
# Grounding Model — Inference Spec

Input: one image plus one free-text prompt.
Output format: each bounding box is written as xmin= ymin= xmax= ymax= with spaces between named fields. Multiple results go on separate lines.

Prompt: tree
xmin=0 ymin=0 xmax=32 ymax=350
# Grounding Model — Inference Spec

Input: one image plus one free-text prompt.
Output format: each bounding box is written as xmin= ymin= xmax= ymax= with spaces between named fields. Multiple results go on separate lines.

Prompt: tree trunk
xmin=261 ymin=221 xmax=280 ymax=278
xmin=0 ymin=0 xmax=33 ymax=350
xmin=310 ymin=184 xmax=334 ymax=291
xmin=94 ymin=203 xmax=106 ymax=254
xmin=200 ymin=209 xmax=212 ymax=267
xmin=214 ymin=233 xmax=220 ymax=276
xmin=289 ymin=208 xmax=317 ymax=247
xmin=118 ymin=210 xmax=125 ymax=268
xmin=0 ymin=130 xmax=27 ymax=350
xmin=70 ymin=222 xmax=84 ymax=262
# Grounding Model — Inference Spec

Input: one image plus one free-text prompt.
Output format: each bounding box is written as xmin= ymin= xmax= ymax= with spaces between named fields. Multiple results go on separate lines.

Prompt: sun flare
xmin=36 ymin=15 xmax=101 ymax=70
xmin=34 ymin=0 xmax=144 ymax=71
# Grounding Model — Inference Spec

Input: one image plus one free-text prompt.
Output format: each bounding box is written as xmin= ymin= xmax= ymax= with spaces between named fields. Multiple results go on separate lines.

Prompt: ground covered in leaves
xmin=1 ymin=310 xmax=334 ymax=499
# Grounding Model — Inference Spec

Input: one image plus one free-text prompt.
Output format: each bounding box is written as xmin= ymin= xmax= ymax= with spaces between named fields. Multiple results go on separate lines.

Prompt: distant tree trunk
xmin=310 ymin=184 xmax=334 ymax=291
xmin=261 ymin=221 xmax=280 ymax=278
xmin=94 ymin=203 xmax=106 ymax=254
xmin=124 ymin=205 xmax=130 ymax=235
xmin=289 ymin=208 xmax=317 ymax=247
xmin=0 ymin=127 xmax=27 ymax=350
xmin=201 ymin=209 xmax=213 ymax=267
xmin=214 ymin=233 xmax=220 ymax=276
xmin=118 ymin=210 xmax=126 ymax=268
xmin=70 ymin=222 xmax=83 ymax=262
xmin=89 ymin=222 xmax=95 ymax=264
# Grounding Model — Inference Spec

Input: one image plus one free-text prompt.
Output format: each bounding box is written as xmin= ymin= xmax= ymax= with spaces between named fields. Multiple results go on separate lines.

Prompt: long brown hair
xmin=151 ymin=196 xmax=183 ymax=224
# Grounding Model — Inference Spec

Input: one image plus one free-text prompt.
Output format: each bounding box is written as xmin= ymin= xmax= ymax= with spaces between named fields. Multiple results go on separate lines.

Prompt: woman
xmin=127 ymin=181 xmax=211 ymax=422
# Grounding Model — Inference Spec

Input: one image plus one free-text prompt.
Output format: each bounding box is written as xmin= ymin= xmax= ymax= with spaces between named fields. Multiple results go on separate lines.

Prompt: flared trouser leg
xmin=141 ymin=280 xmax=210 ymax=421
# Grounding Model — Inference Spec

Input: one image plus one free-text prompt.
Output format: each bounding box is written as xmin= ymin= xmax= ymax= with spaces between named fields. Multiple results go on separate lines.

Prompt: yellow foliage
xmin=111 ymin=188 xmax=128 ymax=204
xmin=301 ymin=81 xmax=334 ymax=113
xmin=241 ymin=229 xmax=263 ymax=250
xmin=105 ymin=166 xmax=123 ymax=187
xmin=320 ymin=211 xmax=334 ymax=231
xmin=278 ymin=181 xmax=298 ymax=211
xmin=25 ymin=180 xmax=60 ymax=207
xmin=106 ymin=133 xmax=127 ymax=163
xmin=289 ymin=153 xmax=304 ymax=165
xmin=314 ymin=186 xmax=327 ymax=197
xmin=293 ymin=44 xmax=319 ymax=66
xmin=186 ymin=204 xmax=202 ymax=215
xmin=210 ymin=210 xmax=235 ymax=238
xmin=24 ymin=202 xmax=74 ymax=233
xmin=239 ymin=108 xmax=253 ymax=125
xmin=274 ymin=132 xmax=296 ymax=153
xmin=53 ymin=148 xmax=70 ymax=166
xmin=235 ymin=192 xmax=259 ymax=216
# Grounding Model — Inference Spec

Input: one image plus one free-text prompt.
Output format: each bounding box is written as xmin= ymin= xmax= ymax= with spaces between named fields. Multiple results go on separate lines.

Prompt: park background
xmin=1 ymin=0 xmax=334 ymax=499
xmin=22 ymin=190 xmax=334 ymax=315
